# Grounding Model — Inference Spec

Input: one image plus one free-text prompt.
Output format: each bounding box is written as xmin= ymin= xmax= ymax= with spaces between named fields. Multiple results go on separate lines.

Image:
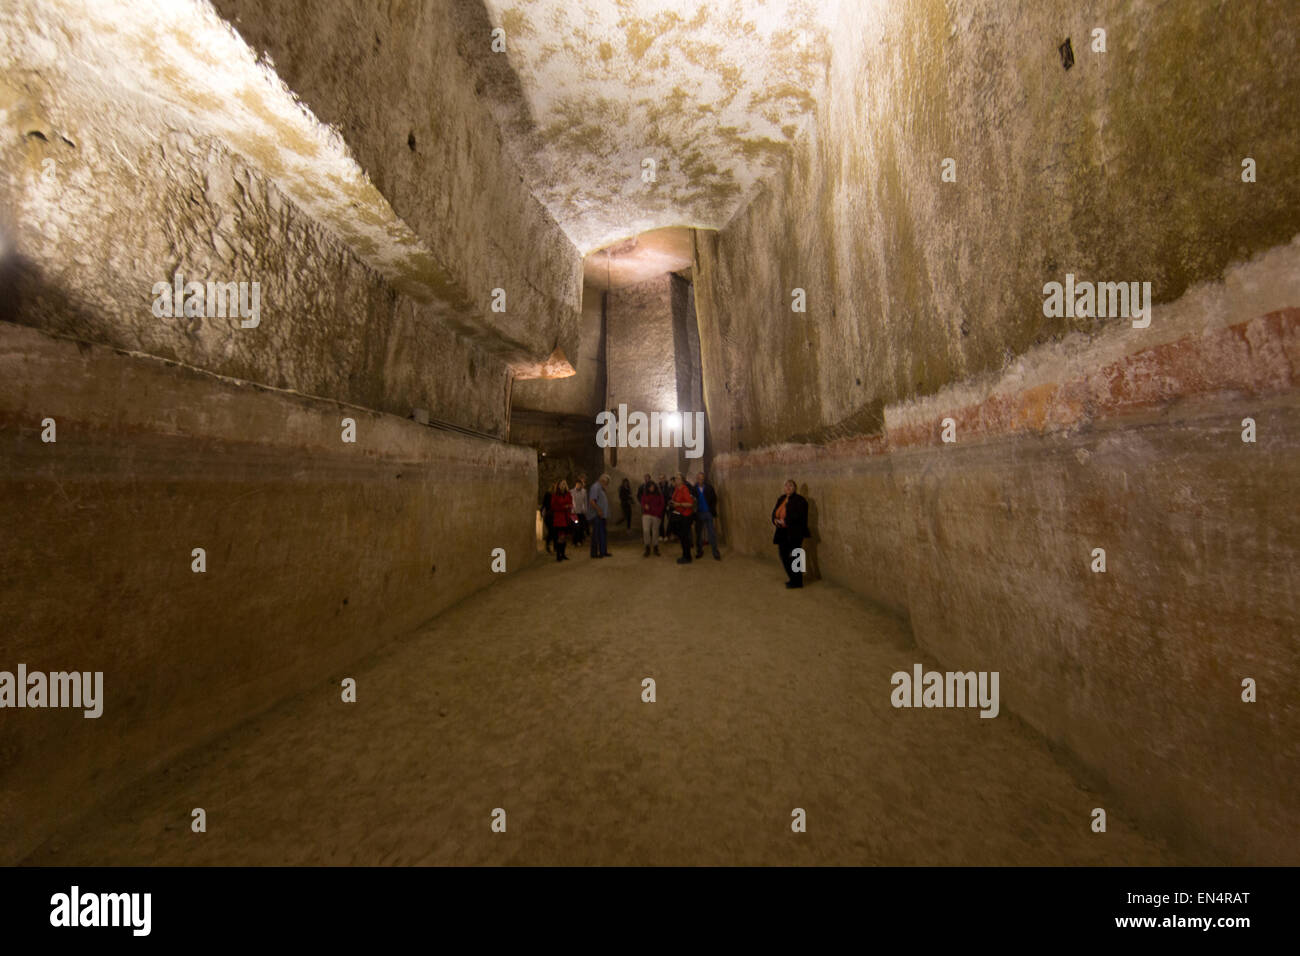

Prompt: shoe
xmin=676 ymin=557 xmax=691 ymax=564
xmin=643 ymin=547 xmax=650 ymax=557
xmin=713 ymin=553 xmax=721 ymax=560
xmin=785 ymin=581 xmax=802 ymax=588
xmin=695 ymin=551 xmax=703 ymax=558
xmin=653 ymin=546 xmax=660 ymax=556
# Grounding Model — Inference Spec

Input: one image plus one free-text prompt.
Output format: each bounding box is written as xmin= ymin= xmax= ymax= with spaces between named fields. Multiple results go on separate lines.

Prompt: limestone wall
xmin=694 ymin=0 xmax=1300 ymax=449
xmin=604 ymin=275 xmax=682 ymax=486
xmin=211 ymin=0 xmax=583 ymax=373
xmin=0 ymin=322 xmax=536 ymax=865
xmin=514 ymin=286 xmax=606 ymax=418
xmin=695 ymin=0 xmax=1300 ymax=862
xmin=0 ymin=0 xmax=545 ymax=864
xmin=710 ymin=247 xmax=1300 ymax=863
xmin=0 ymin=72 xmax=512 ymax=436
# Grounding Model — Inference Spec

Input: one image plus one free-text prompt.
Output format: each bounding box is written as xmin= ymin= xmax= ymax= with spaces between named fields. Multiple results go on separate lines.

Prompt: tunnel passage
xmin=1 ymin=0 xmax=1298 ymax=868
xmin=20 ymin=538 xmax=1178 ymax=866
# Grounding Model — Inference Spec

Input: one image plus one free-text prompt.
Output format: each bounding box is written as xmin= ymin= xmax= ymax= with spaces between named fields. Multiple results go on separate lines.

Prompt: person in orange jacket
xmin=670 ymin=472 xmax=697 ymax=564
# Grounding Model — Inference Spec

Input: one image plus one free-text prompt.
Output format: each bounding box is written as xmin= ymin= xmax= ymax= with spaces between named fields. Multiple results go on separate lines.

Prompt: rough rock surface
xmin=694 ymin=0 xmax=1300 ymax=448
xmin=211 ymin=0 xmax=584 ymax=374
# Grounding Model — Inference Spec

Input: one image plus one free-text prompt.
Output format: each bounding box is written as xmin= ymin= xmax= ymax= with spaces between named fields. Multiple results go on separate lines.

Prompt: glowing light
xmin=666 ymin=411 xmax=682 ymax=431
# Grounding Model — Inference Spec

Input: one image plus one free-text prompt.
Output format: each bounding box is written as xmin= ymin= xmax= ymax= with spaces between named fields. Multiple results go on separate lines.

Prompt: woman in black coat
xmin=541 ymin=482 xmax=556 ymax=553
xmin=771 ymin=479 xmax=810 ymax=589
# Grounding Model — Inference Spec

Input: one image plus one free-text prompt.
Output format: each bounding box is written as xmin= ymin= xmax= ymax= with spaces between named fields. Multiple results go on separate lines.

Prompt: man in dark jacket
xmin=771 ymin=479 xmax=810 ymax=588
xmin=693 ymin=471 xmax=721 ymax=560
xmin=656 ymin=473 xmax=671 ymax=540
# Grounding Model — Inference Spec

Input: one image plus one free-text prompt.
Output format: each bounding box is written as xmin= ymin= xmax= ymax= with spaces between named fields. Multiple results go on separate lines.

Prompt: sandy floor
xmin=26 ymin=529 xmax=1177 ymax=865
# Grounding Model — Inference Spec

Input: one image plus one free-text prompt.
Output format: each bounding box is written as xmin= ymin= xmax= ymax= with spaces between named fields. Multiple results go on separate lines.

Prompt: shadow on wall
xmin=1 ymin=252 xmax=103 ymax=334
xmin=802 ymin=485 xmax=821 ymax=584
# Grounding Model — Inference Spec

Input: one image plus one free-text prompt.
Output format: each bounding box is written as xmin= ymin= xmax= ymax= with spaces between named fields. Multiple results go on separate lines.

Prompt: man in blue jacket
xmin=587 ymin=474 xmax=612 ymax=558
xmin=693 ymin=471 xmax=721 ymax=560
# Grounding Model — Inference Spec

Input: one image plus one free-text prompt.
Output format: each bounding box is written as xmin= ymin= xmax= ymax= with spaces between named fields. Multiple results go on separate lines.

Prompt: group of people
xmin=540 ymin=471 xmax=721 ymax=565
xmin=541 ymin=473 xmax=613 ymax=561
xmin=540 ymin=471 xmax=812 ymax=589
xmin=634 ymin=472 xmax=720 ymax=564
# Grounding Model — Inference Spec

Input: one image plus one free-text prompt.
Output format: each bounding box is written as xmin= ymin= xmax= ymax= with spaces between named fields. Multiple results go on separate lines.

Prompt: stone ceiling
xmin=482 ymin=0 xmax=840 ymax=255
xmin=582 ymin=225 xmax=694 ymax=290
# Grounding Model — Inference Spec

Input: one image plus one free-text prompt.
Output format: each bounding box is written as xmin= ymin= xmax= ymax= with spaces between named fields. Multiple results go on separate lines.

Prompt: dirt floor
xmin=24 ymin=527 xmax=1177 ymax=865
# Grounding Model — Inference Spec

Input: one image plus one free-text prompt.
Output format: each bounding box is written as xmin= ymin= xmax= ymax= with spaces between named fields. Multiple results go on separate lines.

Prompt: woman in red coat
xmin=638 ymin=474 xmax=665 ymax=557
xmin=550 ymin=480 xmax=574 ymax=562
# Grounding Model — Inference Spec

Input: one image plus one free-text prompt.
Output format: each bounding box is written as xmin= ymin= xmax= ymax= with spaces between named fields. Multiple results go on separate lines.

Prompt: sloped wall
xmin=695 ymin=0 xmax=1300 ymax=863
xmin=694 ymin=0 xmax=1300 ymax=450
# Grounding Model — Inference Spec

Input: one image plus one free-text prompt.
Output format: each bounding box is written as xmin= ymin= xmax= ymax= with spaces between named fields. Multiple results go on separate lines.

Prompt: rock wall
xmin=694 ymin=0 xmax=1300 ymax=450
xmin=514 ymin=286 xmax=606 ymax=418
xmin=604 ymin=275 xmax=682 ymax=485
xmin=0 ymin=0 xmax=545 ymax=864
xmin=710 ymin=246 xmax=1300 ymax=864
xmin=211 ymin=0 xmax=583 ymax=373
xmin=0 ymin=323 xmax=536 ymax=865
xmin=695 ymin=0 xmax=1300 ymax=863
xmin=0 ymin=68 xmax=512 ymax=436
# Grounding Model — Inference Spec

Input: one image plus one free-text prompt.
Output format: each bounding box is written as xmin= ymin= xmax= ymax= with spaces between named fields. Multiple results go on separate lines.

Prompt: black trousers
xmin=677 ymin=515 xmax=695 ymax=560
xmin=777 ymin=540 xmax=803 ymax=587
